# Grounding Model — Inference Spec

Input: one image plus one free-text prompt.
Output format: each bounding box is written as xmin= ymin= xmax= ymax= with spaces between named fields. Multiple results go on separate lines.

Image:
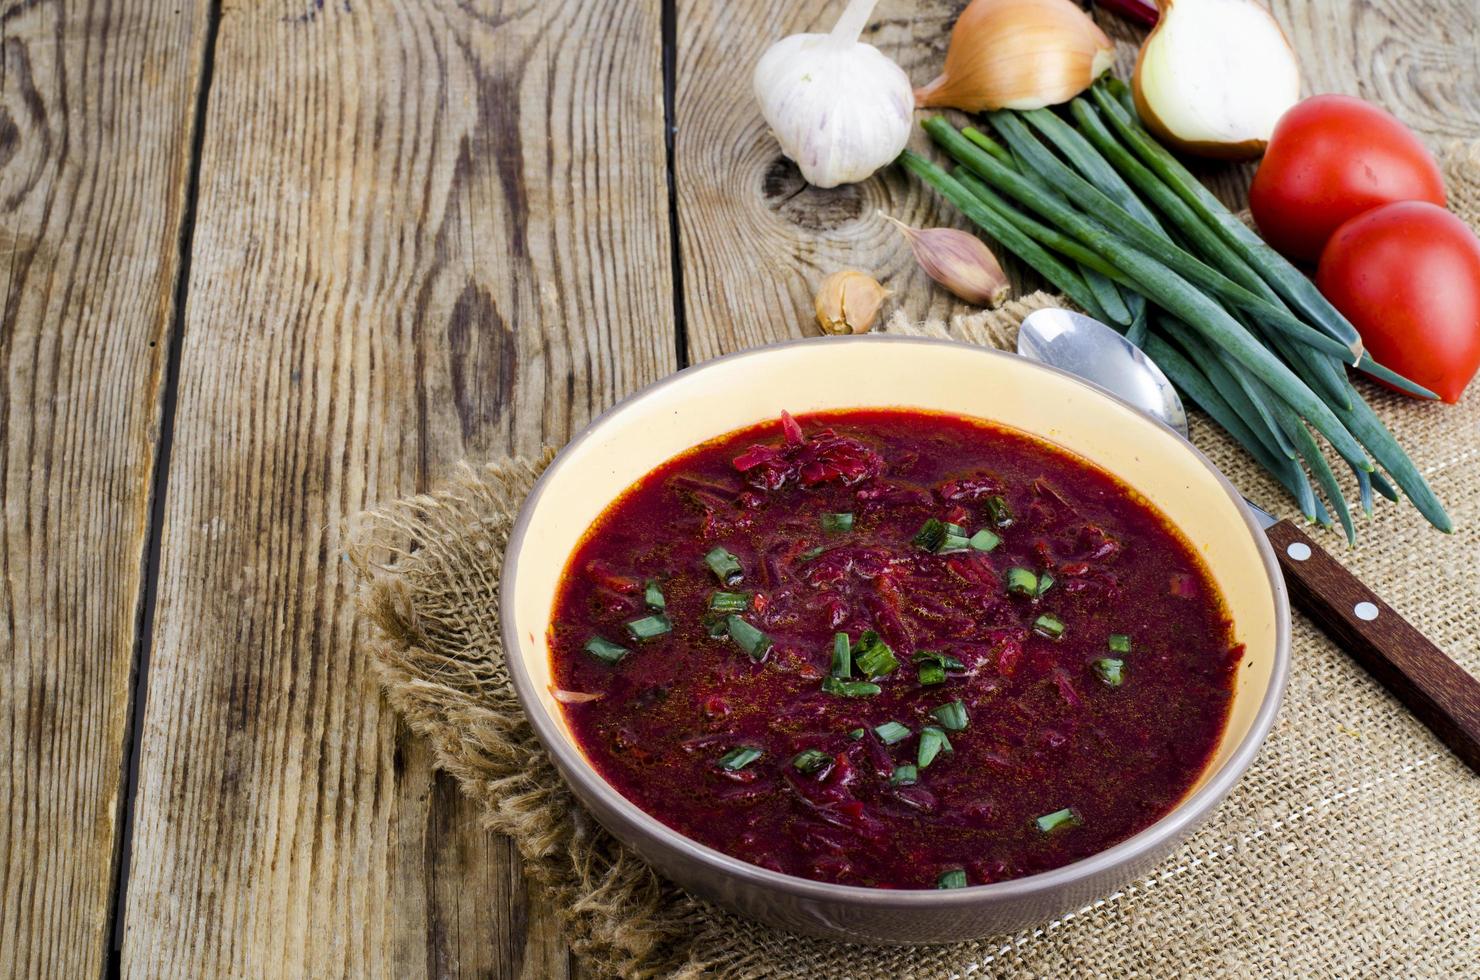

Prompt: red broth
xmin=548 ymin=410 xmax=1242 ymax=889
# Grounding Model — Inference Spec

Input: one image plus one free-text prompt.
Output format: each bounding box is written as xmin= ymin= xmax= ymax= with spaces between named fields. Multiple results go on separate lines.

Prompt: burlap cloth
xmin=347 ymin=143 xmax=1480 ymax=977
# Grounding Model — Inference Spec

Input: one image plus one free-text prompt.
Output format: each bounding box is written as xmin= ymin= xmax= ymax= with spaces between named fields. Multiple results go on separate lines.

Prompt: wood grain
xmin=117 ymin=0 xmax=673 ymax=975
xmin=0 ymin=0 xmax=209 ymax=975
xmin=1271 ymin=0 xmax=1480 ymax=140
xmin=1267 ymin=519 xmax=1480 ymax=773
xmin=70 ymin=0 xmax=1480 ymax=975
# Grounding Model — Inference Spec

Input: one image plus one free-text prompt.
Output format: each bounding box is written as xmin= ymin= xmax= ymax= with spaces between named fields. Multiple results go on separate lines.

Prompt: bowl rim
xmin=501 ymin=333 xmax=1291 ymax=909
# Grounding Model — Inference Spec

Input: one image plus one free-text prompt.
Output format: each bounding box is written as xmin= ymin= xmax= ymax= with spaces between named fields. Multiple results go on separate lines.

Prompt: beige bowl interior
xmin=509 ymin=338 xmax=1279 ymax=802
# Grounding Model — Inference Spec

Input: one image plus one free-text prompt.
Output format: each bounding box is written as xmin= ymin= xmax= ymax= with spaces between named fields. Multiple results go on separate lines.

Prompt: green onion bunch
xmin=899 ymin=77 xmax=1450 ymax=544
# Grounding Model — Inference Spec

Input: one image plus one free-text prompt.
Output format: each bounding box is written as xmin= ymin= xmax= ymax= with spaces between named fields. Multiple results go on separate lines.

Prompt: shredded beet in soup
xmin=548 ymin=410 xmax=1242 ymax=889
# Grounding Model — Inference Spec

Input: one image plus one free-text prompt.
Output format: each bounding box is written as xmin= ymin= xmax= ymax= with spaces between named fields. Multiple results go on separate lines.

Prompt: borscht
xmin=548 ymin=409 xmax=1242 ymax=890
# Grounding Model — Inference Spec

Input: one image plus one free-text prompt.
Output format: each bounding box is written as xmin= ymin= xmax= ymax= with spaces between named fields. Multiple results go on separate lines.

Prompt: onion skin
xmin=915 ymin=0 xmax=1116 ymax=112
xmin=1132 ymin=0 xmax=1300 ymax=160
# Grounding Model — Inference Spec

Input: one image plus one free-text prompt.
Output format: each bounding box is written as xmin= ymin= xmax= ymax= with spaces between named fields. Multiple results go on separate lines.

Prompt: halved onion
xmin=1132 ymin=0 xmax=1300 ymax=159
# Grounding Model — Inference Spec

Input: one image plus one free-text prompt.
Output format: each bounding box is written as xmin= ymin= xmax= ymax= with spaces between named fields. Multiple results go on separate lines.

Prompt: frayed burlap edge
xmin=348 ymin=141 xmax=1480 ymax=978
xmin=347 ymin=457 xmax=805 ymax=980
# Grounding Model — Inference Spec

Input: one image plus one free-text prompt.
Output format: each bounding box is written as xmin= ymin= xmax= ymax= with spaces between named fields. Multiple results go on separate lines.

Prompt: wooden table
xmin=2 ymin=0 xmax=1476 ymax=975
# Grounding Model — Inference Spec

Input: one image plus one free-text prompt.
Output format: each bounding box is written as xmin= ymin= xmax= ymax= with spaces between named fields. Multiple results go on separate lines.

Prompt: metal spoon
xmin=1019 ymin=306 xmax=1480 ymax=774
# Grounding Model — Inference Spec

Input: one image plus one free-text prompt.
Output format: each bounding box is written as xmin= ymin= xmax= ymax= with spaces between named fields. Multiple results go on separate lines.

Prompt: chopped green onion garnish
xmin=719 ymin=747 xmax=763 ymax=771
xmin=830 ymin=632 xmax=851 ymax=679
xmin=1108 ymin=633 xmax=1132 ymax=654
xmin=701 ymin=614 xmax=729 ymax=638
xmin=791 ymin=749 xmax=832 ymax=774
xmin=913 ymin=518 xmax=971 ymax=555
xmin=643 ymin=580 xmax=666 ymax=610
xmin=822 ymin=678 xmax=881 ymax=697
xmin=625 ymin=614 xmax=672 ymax=642
xmin=583 ymin=636 xmax=629 ymax=664
xmin=985 ymin=495 xmax=1013 ymax=528
xmin=799 ymin=546 xmax=825 ymax=561
xmin=968 ymin=528 xmax=1001 ymax=552
xmin=1035 ymin=807 xmax=1081 ymax=833
xmin=726 ymin=615 xmax=771 ymax=661
xmin=1036 ymin=573 xmax=1055 ymax=597
xmin=917 ymin=726 xmax=952 ymax=768
xmin=874 ymin=720 xmax=911 ymax=744
xmin=1006 ymin=567 xmax=1039 ymax=596
xmin=913 ymin=518 xmax=946 ymax=551
xmin=708 ymin=591 xmax=751 ymax=613
xmin=1033 ymin=613 xmax=1065 ymax=639
xmin=820 ymin=512 xmax=855 ymax=533
xmin=937 ymin=868 xmax=969 ymax=889
xmin=1094 ymin=658 xmax=1125 ymax=687
xmin=853 ymin=631 xmax=899 ymax=679
xmin=912 ymin=650 xmax=965 ymax=670
xmin=915 ymin=648 xmax=965 ymax=686
xmin=890 ymin=764 xmax=918 ymax=786
xmin=704 ymin=546 xmax=744 ymax=585
xmin=847 ymin=727 xmax=866 ymax=740
xmin=931 ymin=700 xmax=969 ymax=731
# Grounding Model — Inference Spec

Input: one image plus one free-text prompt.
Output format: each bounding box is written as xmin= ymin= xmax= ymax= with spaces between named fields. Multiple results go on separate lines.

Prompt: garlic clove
xmin=1132 ymin=0 xmax=1300 ymax=159
xmin=815 ymin=270 xmax=890 ymax=334
xmin=884 ymin=215 xmax=1010 ymax=307
xmin=753 ymin=0 xmax=915 ymax=188
xmin=914 ymin=0 xmax=1115 ymax=112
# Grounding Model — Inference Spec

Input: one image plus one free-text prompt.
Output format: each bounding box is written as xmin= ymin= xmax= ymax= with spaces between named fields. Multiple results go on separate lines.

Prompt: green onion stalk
xmin=895 ymin=85 xmax=1450 ymax=540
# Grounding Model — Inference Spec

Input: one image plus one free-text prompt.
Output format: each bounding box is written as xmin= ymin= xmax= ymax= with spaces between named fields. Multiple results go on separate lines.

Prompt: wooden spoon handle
xmin=1265 ymin=519 xmax=1480 ymax=774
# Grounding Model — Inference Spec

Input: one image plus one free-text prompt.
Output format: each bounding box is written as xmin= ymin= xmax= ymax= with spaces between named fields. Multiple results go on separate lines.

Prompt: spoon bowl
xmin=1018 ymin=308 xmax=1189 ymax=439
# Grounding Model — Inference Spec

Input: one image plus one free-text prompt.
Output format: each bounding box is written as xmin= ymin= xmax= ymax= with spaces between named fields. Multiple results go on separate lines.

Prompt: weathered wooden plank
xmin=0 ymin=0 xmax=209 ymax=974
xmin=388 ymin=736 xmax=513 ymax=979
xmin=119 ymin=0 xmax=674 ymax=974
xmin=1271 ymin=0 xmax=1480 ymax=140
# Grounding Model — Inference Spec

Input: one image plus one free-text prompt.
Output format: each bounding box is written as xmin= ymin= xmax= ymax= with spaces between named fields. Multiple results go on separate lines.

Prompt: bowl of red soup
xmin=503 ymin=335 xmax=1289 ymax=943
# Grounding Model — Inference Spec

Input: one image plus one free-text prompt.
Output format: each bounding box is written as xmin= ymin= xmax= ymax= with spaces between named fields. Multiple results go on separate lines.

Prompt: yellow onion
xmin=914 ymin=0 xmax=1115 ymax=112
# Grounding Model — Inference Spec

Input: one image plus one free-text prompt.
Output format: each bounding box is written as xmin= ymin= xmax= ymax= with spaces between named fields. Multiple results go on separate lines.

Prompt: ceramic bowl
xmin=502 ymin=335 xmax=1289 ymax=943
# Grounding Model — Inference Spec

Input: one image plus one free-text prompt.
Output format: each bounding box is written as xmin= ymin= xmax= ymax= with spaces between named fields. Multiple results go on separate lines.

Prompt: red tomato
xmin=1250 ymin=95 xmax=1446 ymax=262
xmin=1316 ymin=201 xmax=1480 ymax=404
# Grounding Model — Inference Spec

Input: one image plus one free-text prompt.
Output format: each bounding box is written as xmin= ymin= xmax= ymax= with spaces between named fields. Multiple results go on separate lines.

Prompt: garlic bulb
xmin=914 ymin=0 xmax=1115 ymax=112
xmin=753 ymin=0 xmax=914 ymax=188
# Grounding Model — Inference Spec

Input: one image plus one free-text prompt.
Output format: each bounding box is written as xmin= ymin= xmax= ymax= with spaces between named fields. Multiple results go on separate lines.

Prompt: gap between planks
xmin=663 ymin=0 xmax=690 ymax=369
xmin=103 ymin=1 xmax=226 ymax=976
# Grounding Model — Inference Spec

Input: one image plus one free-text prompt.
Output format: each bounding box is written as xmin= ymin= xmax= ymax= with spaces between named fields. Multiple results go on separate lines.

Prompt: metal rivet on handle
xmin=1354 ymin=601 xmax=1379 ymax=621
xmin=1286 ymin=542 xmax=1312 ymax=561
